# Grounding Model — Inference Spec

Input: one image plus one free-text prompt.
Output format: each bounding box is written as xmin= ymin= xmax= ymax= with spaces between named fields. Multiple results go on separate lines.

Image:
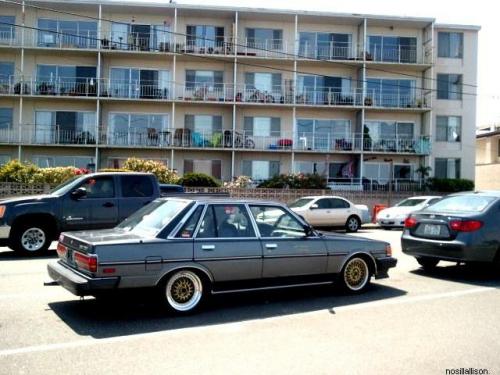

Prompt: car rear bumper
xmin=401 ymin=234 xmax=497 ymax=263
xmin=377 ymin=218 xmax=405 ymax=227
xmin=47 ymin=261 xmax=119 ymax=296
xmin=375 ymin=256 xmax=397 ymax=279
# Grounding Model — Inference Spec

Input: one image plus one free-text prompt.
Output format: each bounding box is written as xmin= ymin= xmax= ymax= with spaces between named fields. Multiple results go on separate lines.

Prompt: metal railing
xmin=2 ymin=125 xmax=97 ymax=145
xmin=363 ymin=136 xmax=431 ymax=154
xmin=175 ymin=37 xmax=234 ymax=55
xmin=295 ymin=88 xmax=363 ymax=106
xmin=298 ymin=41 xmax=358 ymax=60
xmin=100 ymin=79 xmax=171 ymax=99
xmin=100 ymin=31 xmax=173 ymax=52
xmin=235 ymin=38 xmax=293 ymax=59
xmin=0 ymin=29 xmax=20 ymax=46
xmin=175 ymin=83 xmax=234 ymax=102
xmin=364 ymin=90 xmax=430 ymax=109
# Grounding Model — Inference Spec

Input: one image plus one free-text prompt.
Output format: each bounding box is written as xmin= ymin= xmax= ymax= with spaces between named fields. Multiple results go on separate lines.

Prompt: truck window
xmin=122 ymin=175 xmax=154 ymax=197
xmin=83 ymin=176 xmax=115 ymax=199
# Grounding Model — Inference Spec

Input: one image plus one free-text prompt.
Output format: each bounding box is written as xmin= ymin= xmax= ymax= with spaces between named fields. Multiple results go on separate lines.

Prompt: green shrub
xmin=33 ymin=167 xmax=81 ymax=185
xmin=122 ymin=158 xmax=179 ymax=184
xmin=98 ymin=168 xmax=131 ymax=173
xmin=258 ymin=173 xmax=327 ymax=189
xmin=427 ymin=178 xmax=474 ymax=192
xmin=178 ymin=173 xmax=221 ymax=187
xmin=0 ymin=160 xmax=40 ymax=183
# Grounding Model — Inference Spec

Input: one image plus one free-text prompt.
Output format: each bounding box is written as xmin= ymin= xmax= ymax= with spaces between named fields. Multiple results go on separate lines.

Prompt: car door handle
xmin=265 ymin=244 xmax=277 ymax=249
xmin=103 ymin=202 xmax=115 ymax=208
xmin=201 ymin=245 xmax=215 ymax=251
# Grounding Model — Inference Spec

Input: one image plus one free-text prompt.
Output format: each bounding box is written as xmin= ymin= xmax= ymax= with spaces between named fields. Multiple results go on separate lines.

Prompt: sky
xmin=128 ymin=0 xmax=496 ymax=127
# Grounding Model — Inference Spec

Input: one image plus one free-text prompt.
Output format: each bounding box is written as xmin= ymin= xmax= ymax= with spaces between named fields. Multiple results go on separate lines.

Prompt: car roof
xmin=160 ymin=197 xmax=286 ymax=206
xmin=448 ymin=191 xmax=500 ymax=198
xmin=87 ymin=172 xmax=153 ymax=177
xmin=299 ymin=196 xmax=348 ymax=200
xmin=404 ymin=196 xmax=442 ymax=200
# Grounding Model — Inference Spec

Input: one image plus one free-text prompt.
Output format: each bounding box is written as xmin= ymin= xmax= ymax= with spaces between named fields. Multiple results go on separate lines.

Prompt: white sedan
xmin=289 ymin=196 xmax=371 ymax=232
xmin=376 ymin=195 xmax=442 ymax=229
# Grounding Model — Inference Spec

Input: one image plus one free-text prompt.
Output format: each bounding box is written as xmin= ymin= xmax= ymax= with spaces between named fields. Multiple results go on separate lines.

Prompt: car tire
xmin=339 ymin=256 xmax=372 ymax=293
xmin=10 ymin=220 xmax=53 ymax=256
xmin=345 ymin=215 xmax=361 ymax=233
xmin=160 ymin=270 xmax=206 ymax=314
xmin=416 ymin=257 xmax=440 ymax=270
xmin=382 ymin=226 xmax=392 ymax=230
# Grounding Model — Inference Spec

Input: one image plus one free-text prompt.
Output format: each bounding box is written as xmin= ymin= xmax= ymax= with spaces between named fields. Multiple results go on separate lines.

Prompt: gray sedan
xmin=402 ymin=191 xmax=500 ymax=269
xmin=48 ymin=198 xmax=397 ymax=314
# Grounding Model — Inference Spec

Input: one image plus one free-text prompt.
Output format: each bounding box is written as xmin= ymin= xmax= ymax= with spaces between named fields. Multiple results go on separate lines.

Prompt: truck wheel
xmin=416 ymin=257 xmax=440 ymax=270
xmin=160 ymin=270 xmax=206 ymax=314
xmin=345 ymin=215 xmax=361 ymax=233
xmin=10 ymin=221 xmax=53 ymax=256
xmin=339 ymin=256 xmax=372 ymax=293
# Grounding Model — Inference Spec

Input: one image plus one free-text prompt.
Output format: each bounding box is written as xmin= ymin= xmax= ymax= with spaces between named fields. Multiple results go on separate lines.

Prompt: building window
xmin=183 ymin=115 xmax=223 ymax=147
xmin=109 ymin=67 xmax=169 ymax=99
xmin=245 ymin=28 xmax=283 ymax=50
xmin=368 ymin=36 xmax=417 ymax=63
xmin=0 ymin=154 xmax=10 ymax=166
xmin=33 ymin=155 xmax=95 ymax=169
xmin=0 ymin=16 xmax=15 ymax=41
xmin=186 ymin=25 xmax=224 ymax=49
xmin=366 ymin=78 xmax=416 ymax=107
xmin=35 ymin=111 xmax=96 ymax=145
xmin=0 ymin=107 xmax=12 ymax=143
xmin=296 ymin=118 xmax=351 ymax=151
xmin=241 ymin=160 xmax=280 ymax=181
xmin=36 ymin=64 xmax=97 ymax=95
xmin=437 ymin=74 xmax=462 ymax=100
xmin=364 ymin=162 xmax=391 ymax=184
xmin=297 ymin=74 xmax=352 ymax=105
xmin=438 ymin=32 xmax=463 ymax=58
xmin=294 ymin=161 xmax=327 ymax=175
xmin=243 ymin=117 xmax=281 ymax=137
xmin=435 ymin=158 xmax=461 ymax=179
xmin=108 ymin=113 xmax=169 ymax=146
xmin=110 ymin=23 xmax=168 ymax=51
xmin=0 ymin=61 xmax=14 ymax=84
xmin=298 ymin=32 xmax=352 ymax=59
xmin=37 ymin=18 xmax=97 ymax=49
xmin=436 ymin=116 xmax=461 ymax=142
xmin=184 ymin=159 xmax=222 ymax=180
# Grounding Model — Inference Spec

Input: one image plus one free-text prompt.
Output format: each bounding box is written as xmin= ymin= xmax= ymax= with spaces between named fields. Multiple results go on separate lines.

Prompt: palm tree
xmin=416 ymin=165 xmax=432 ymax=189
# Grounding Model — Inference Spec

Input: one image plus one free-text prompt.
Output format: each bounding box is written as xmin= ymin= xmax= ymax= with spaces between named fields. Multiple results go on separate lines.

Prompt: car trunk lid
xmin=408 ymin=211 xmax=480 ymax=240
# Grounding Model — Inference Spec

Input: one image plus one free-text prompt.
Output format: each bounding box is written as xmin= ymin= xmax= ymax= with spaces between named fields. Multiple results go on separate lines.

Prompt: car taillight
xmin=449 ymin=220 xmax=483 ymax=232
xmin=385 ymin=244 xmax=392 ymax=257
xmin=56 ymin=242 xmax=67 ymax=258
xmin=404 ymin=216 xmax=417 ymax=228
xmin=74 ymin=252 xmax=98 ymax=272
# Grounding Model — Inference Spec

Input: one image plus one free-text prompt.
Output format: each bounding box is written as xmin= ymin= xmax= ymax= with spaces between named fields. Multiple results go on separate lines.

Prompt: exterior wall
xmin=475 ymin=164 xmax=500 ymax=190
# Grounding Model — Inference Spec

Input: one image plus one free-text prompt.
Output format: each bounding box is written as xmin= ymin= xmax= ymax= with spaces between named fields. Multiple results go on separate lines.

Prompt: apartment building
xmin=0 ymin=0 xmax=479 ymax=189
xmin=476 ymin=125 xmax=500 ymax=190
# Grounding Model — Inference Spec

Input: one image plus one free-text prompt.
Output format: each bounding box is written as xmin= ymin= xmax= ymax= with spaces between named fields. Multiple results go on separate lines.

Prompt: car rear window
xmin=122 ymin=175 xmax=154 ymax=197
xmin=289 ymin=198 xmax=314 ymax=208
xmin=426 ymin=195 xmax=496 ymax=213
xmin=396 ymin=198 xmax=426 ymax=207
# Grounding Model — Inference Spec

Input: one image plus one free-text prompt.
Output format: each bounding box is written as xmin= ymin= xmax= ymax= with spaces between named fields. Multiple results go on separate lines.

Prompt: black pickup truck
xmin=0 ymin=172 xmax=163 ymax=256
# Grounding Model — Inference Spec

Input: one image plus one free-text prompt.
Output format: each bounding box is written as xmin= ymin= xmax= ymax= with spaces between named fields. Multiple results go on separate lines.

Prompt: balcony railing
xmin=295 ymin=88 xmax=363 ymax=106
xmin=175 ymin=38 xmax=234 ymax=55
xmin=0 ymin=125 xmax=96 ymax=145
xmin=364 ymin=90 xmax=430 ymax=109
xmin=0 ymin=29 xmax=19 ymax=46
xmin=100 ymin=31 xmax=174 ymax=52
xmin=235 ymin=38 xmax=293 ymax=59
xmin=298 ymin=41 xmax=358 ymax=61
xmin=100 ymin=79 xmax=171 ymax=99
xmin=175 ymin=83 xmax=234 ymax=102
xmin=363 ymin=136 xmax=431 ymax=154
xmin=237 ymin=85 xmax=292 ymax=104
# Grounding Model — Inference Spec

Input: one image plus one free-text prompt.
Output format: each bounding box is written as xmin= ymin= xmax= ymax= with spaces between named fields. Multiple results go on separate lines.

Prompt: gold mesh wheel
xmin=343 ymin=257 xmax=370 ymax=291
xmin=165 ymin=271 xmax=203 ymax=312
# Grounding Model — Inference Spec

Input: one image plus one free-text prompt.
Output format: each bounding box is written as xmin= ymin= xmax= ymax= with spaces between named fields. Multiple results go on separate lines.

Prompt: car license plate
xmin=423 ymin=224 xmax=441 ymax=236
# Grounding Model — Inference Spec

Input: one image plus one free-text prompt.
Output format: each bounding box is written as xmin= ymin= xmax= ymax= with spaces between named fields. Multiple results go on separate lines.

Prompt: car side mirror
xmin=310 ymin=203 xmax=319 ymax=210
xmin=71 ymin=187 xmax=87 ymax=200
xmin=304 ymin=224 xmax=314 ymax=237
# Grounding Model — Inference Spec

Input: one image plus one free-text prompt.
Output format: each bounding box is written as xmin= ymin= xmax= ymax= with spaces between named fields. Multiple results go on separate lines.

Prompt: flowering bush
xmin=178 ymin=173 xmax=221 ymax=187
xmin=0 ymin=160 xmax=90 ymax=184
xmin=257 ymin=173 xmax=327 ymax=189
xmin=122 ymin=158 xmax=179 ymax=184
xmin=224 ymin=175 xmax=252 ymax=189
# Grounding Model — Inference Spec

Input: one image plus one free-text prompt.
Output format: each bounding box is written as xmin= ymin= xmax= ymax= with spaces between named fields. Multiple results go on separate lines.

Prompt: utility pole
xmin=385 ymin=158 xmax=393 ymax=207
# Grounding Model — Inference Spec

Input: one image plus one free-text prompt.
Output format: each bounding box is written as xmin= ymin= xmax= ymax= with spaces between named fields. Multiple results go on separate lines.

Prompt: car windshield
xmin=289 ymin=198 xmax=314 ymax=208
xmin=396 ymin=198 xmax=426 ymax=207
xmin=426 ymin=195 xmax=496 ymax=213
xmin=50 ymin=176 xmax=84 ymax=196
xmin=117 ymin=199 xmax=191 ymax=237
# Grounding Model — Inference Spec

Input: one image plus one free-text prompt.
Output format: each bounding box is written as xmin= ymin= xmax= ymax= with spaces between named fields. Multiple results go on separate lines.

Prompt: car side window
xmin=315 ymin=199 xmax=332 ymax=209
xmin=81 ymin=177 xmax=115 ymax=199
xmin=197 ymin=204 xmax=255 ymax=238
xmin=250 ymin=205 xmax=306 ymax=238
xmin=122 ymin=175 xmax=154 ymax=197
xmin=331 ymin=198 xmax=349 ymax=209
xmin=427 ymin=198 xmax=440 ymax=206
xmin=176 ymin=205 xmax=204 ymax=238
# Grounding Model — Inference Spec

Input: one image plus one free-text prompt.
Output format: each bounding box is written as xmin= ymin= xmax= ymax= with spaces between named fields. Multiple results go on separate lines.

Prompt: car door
xmin=85 ymin=175 xmax=119 ymax=229
xmin=61 ymin=185 xmax=93 ymax=231
xmin=330 ymin=198 xmax=352 ymax=225
xmin=118 ymin=175 xmax=155 ymax=222
xmin=249 ymin=204 xmax=327 ymax=278
xmin=307 ymin=198 xmax=332 ymax=226
xmin=193 ymin=204 xmax=262 ymax=282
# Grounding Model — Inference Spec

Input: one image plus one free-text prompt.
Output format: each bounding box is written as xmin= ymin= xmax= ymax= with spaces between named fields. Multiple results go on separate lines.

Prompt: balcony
xmin=0 ymin=76 xmax=98 ymax=97
xmin=22 ymin=28 xmax=98 ymax=49
xmin=363 ymin=136 xmax=431 ymax=154
xmin=175 ymin=38 xmax=234 ymax=56
xmin=100 ymin=31 xmax=173 ymax=52
xmin=100 ymin=79 xmax=171 ymax=100
xmin=366 ymin=44 xmax=432 ymax=65
xmin=297 ymin=41 xmax=359 ymax=61
xmin=0 ymin=125 xmax=96 ymax=146
xmin=0 ymin=29 xmax=20 ymax=47
xmin=176 ymin=84 xmax=234 ymax=102
xmin=295 ymin=88 xmax=363 ymax=107
xmin=235 ymin=38 xmax=293 ymax=59
xmin=364 ymin=90 xmax=430 ymax=110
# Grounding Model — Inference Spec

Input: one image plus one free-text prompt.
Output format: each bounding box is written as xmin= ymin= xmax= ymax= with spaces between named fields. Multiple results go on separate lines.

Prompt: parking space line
xmin=0 ymin=286 xmax=497 ymax=357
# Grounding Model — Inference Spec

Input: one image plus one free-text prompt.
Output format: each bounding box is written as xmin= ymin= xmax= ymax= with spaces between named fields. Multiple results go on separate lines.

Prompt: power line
xmin=0 ymin=20 xmax=478 ymax=99
xmin=1 ymin=0 xmax=480 ymax=90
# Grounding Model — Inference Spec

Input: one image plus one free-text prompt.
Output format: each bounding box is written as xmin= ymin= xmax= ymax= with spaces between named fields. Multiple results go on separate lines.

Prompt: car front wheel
xmin=416 ymin=257 xmax=440 ymax=270
xmin=10 ymin=221 xmax=52 ymax=256
xmin=340 ymin=257 xmax=371 ymax=292
xmin=162 ymin=270 xmax=205 ymax=314
xmin=345 ymin=215 xmax=361 ymax=233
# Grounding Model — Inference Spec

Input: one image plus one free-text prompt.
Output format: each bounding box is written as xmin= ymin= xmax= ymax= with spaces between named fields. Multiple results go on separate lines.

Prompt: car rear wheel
xmin=10 ymin=221 xmax=52 ymax=256
xmin=339 ymin=257 xmax=371 ymax=292
xmin=161 ymin=270 xmax=205 ymax=314
xmin=416 ymin=257 xmax=440 ymax=270
xmin=345 ymin=216 xmax=361 ymax=233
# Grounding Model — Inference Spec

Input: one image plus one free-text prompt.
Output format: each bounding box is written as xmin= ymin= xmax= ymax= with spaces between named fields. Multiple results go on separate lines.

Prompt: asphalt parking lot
xmin=0 ymin=228 xmax=499 ymax=375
